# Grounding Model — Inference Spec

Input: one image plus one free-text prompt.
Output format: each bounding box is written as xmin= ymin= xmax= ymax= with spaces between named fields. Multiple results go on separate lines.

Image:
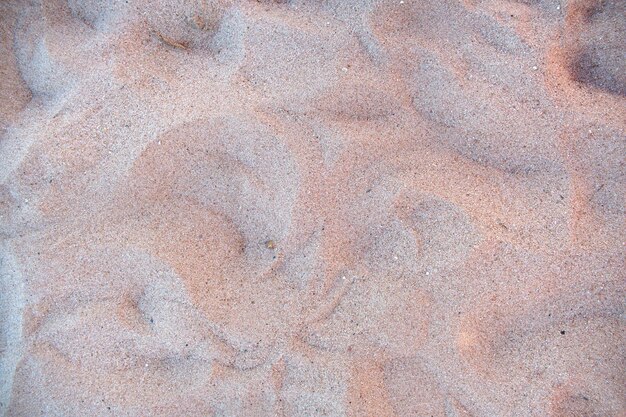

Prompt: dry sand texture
xmin=1 ymin=0 xmax=625 ymax=416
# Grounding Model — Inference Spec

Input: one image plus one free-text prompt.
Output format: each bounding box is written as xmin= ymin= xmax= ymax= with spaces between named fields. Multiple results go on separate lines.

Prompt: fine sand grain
xmin=1 ymin=0 xmax=624 ymax=416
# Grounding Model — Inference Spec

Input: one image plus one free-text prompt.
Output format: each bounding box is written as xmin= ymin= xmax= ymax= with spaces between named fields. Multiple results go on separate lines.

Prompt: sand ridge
xmin=0 ymin=0 xmax=624 ymax=416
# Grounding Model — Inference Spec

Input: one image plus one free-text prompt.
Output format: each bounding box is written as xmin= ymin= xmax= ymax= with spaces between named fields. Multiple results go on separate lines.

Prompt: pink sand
xmin=1 ymin=0 xmax=624 ymax=416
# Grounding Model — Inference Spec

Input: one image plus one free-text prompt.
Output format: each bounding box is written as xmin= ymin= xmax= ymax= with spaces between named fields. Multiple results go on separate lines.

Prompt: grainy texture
xmin=0 ymin=0 xmax=625 ymax=416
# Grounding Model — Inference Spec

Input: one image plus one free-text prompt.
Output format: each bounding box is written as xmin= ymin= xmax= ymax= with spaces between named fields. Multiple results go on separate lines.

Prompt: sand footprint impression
xmin=114 ymin=115 xmax=316 ymax=368
xmin=305 ymin=175 xmax=480 ymax=355
xmin=295 ymin=174 xmax=481 ymax=414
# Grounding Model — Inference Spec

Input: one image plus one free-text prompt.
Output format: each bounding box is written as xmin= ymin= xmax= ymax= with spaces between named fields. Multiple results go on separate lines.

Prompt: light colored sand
xmin=1 ymin=0 xmax=624 ymax=416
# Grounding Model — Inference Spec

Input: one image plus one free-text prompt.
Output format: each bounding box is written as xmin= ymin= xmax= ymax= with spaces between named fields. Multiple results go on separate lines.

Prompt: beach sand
xmin=1 ymin=0 xmax=624 ymax=416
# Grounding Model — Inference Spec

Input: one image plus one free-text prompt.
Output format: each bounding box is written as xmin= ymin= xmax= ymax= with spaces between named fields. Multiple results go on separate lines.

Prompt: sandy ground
xmin=0 ymin=0 xmax=625 ymax=416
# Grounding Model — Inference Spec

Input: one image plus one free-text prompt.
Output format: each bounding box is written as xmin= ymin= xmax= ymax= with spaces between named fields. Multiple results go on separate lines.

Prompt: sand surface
xmin=1 ymin=0 xmax=625 ymax=416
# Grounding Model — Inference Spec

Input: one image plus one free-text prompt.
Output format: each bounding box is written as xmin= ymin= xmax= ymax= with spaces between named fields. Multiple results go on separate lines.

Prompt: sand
xmin=0 ymin=0 xmax=624 ymax=416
